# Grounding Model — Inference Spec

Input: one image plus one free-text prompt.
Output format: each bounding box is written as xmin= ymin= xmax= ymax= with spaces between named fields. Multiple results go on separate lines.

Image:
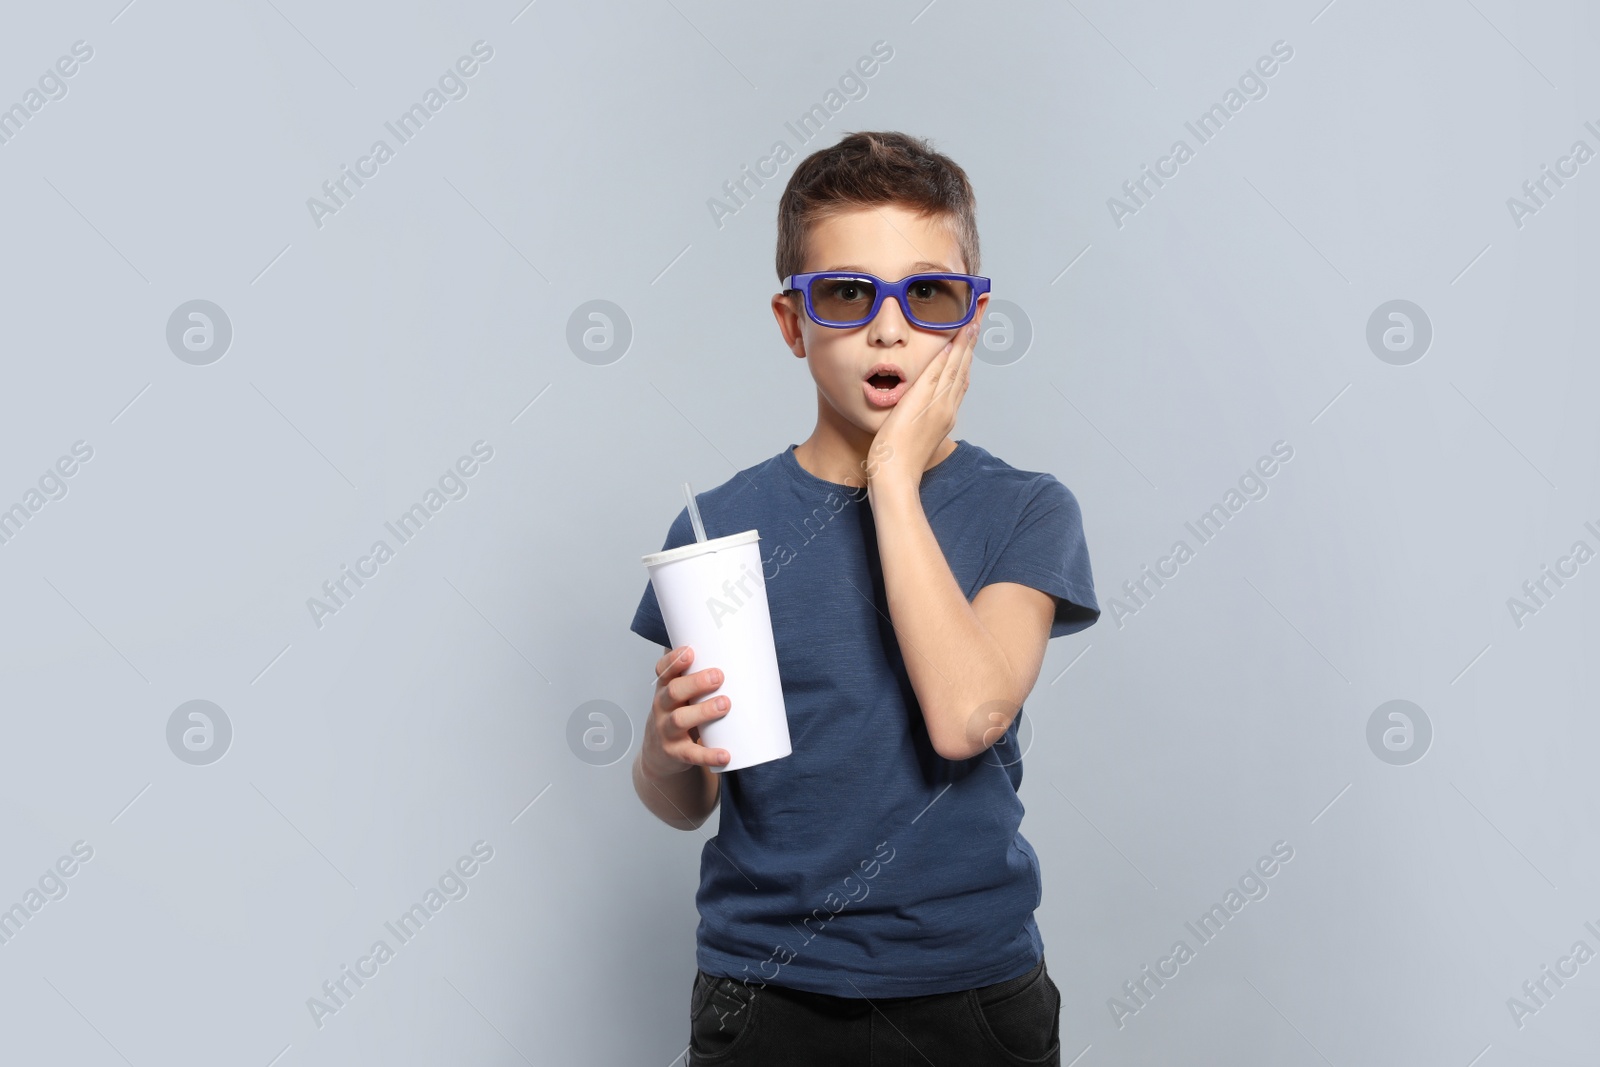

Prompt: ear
xmin=771 ymin=292 xmax=806 ymax=359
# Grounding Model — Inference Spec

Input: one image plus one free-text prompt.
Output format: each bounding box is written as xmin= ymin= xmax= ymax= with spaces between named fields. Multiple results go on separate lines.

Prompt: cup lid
xmin=642 ymin=529 xmax=760 ymax=568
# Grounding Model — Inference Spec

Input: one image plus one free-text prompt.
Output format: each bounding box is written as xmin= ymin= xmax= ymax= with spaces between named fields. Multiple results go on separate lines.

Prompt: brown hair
xmin=775 ymin=131 xmax=980 ymax=282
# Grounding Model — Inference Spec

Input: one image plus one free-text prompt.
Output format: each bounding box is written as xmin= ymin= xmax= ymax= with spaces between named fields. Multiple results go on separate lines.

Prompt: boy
xmin=630 ymin=131 xmax=1099 ymax=1065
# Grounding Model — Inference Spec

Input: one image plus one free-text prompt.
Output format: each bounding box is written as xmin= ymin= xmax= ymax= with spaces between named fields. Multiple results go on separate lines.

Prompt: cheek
xmin=803 ymin=334 xmax=850 ymax=382
xmin=795 ymin=321 xmax=822 ymax=356
xmin=910 ymin=338 xmax=950 ymax=373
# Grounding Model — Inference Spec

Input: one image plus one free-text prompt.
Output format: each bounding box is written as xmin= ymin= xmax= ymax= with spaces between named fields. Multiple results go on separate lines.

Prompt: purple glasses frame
xmin=782 ymin=271 xmax=992 ymax=330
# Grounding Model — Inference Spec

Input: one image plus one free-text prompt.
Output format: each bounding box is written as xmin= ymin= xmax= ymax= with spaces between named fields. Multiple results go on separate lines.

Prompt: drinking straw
xmin=683 ymin=481 xmax=707 ymax=543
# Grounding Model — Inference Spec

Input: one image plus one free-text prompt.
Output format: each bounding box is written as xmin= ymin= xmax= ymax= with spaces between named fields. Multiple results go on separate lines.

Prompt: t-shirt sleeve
xmin=982 ymin=476 xmax=1100 ymax=638
xmin=629 ymin=505 xmax=695 ymax=649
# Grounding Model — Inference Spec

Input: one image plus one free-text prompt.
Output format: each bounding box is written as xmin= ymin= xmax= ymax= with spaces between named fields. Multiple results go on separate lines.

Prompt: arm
xmin=633 ymin=751 xmax=719 ymax=831
xmin=868 ymin=479 xmax=1056 ymax=761
xmin=632 ymin=643 xmax=726 ymax=830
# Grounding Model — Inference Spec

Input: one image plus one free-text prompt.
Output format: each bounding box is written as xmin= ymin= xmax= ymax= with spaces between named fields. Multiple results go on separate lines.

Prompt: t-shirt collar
xmin=779 ymin=439 xmax=977 ymax=495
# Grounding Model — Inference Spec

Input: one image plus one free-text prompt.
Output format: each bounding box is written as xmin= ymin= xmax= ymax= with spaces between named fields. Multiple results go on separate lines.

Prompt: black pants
xmin=687 ymin=953 xmax=1061 ymax=1066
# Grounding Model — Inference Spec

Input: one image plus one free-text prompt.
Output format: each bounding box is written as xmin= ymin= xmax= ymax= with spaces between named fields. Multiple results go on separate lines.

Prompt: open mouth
xmin=863 ymin=366 xmax=909 ymax=408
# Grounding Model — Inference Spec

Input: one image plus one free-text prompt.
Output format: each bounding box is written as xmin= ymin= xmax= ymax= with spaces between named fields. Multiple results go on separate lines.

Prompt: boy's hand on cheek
xmin=869 ymin=322 xmax=976 ymax=494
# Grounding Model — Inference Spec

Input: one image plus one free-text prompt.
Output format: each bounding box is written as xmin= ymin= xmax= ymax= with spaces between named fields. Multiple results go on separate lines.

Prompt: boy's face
xmin=771 ymin=204 xmax=987 ymax=437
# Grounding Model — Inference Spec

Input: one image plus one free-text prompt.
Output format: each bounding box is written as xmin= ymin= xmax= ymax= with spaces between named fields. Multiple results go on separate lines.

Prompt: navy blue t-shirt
xmin=630 ymin=439 xmax=1099 ymax=997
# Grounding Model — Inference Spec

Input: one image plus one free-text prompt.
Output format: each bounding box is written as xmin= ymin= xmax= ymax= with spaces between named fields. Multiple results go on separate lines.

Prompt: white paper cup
xmin=642 ymin=530 xmax=791 ymax=773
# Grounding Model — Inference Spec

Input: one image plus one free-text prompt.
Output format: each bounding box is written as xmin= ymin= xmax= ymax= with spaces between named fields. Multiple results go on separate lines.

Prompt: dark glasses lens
xmin=902 ymin=276 xmax=973 ymax=325
xmin=807 ymin=275 xmax=878 ymax=323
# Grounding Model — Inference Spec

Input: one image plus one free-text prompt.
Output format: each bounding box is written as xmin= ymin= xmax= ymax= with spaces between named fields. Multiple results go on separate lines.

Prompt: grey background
xmin=1 ymin=0 xmax=1595 ymax=1064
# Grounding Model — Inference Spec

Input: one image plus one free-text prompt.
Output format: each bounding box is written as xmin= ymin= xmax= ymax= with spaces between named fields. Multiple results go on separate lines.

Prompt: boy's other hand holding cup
xmin=643 ymin=644 xmax=733 ymax=778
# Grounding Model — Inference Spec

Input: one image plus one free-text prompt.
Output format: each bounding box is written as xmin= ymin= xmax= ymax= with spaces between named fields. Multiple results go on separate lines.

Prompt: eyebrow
xmin=822 ymin=261 xmax=955 ymax=274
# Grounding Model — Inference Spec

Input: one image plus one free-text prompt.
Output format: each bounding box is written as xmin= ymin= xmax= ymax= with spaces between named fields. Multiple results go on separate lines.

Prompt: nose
xmin=865 ymin=290 xmax=909 ymax=345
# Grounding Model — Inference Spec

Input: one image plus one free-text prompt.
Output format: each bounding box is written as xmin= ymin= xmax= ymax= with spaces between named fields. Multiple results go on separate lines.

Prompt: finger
xmin=672 ymin=738 xmax=732 ymax=768
xmin=655 ymin=645 xmax=692 ymax=687
xmin=666 ymin=665 xmax=723 ymax=708
xmin=906 ymin=343 xmax=955 ymax=425
xmin=672 ymin=694 xmax=731 ymax=735
xmin=653 ymin=654 xmax=690 ymax=704
xmin=953 ymin=323 xmax=975 ymax=383
xmin=930 ymin=327 xmax=974 ymax=415
xmin=916 ymin=340 xmax=953 ymax=391
xmin=933 ymin=335 xmax=966 ymax=401
xmin=922 ymin=338 xmax=955 ymax=388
